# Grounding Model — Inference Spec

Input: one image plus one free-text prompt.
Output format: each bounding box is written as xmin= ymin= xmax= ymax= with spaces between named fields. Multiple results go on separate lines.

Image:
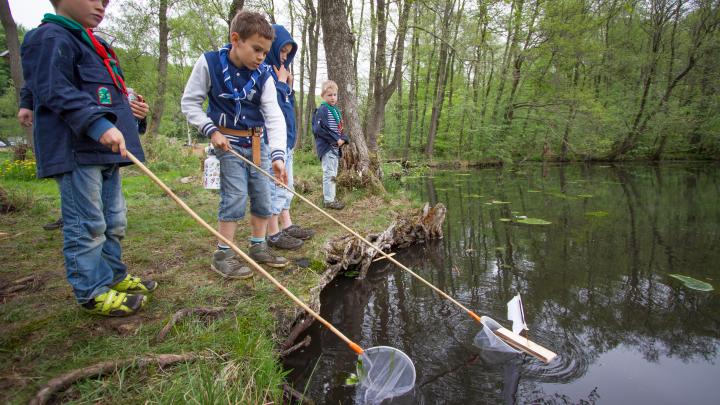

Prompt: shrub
xmin=0 ymin=159 xmax=37 ymax=180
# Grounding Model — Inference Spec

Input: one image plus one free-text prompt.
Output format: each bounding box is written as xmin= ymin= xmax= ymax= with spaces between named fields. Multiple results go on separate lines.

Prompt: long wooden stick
xmin=229 ymin=148 xmax=557 ymax=363
xmin=126 ymin=152 xmax=364 ymax=355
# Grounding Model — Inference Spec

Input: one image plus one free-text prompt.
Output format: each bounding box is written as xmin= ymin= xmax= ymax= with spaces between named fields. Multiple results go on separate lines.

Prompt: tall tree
xmin=365 ymin=0 xmax=411 ymax=154
xmin=228 ymin=0 xmax=245 ymax=22
xmin=319 ymin=0 xmax=382 ymax=188
xmin=0 ymin=0 xmax=31 ymax=145
xmin=149 ymin=0 xmax=170 ymax=135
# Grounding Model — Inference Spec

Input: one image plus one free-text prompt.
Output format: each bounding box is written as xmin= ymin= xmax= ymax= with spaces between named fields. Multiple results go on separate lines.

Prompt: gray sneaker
xmin=211 ymin=249 xmax=253 ymax=279
xmin=284 ymin=224 xmax=315 ymax=240
xmin=267 ymin=231 xmax=303 ymax=250
xmin=324 ymin=200 xmax=345 ymax=210
xmin=249 ymin=242 xmax=289 ymax=268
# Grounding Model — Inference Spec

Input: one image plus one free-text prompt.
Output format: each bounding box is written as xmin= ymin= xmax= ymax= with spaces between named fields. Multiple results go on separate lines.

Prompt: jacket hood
xmin=265 ymin=24 xmax=297 ymax=69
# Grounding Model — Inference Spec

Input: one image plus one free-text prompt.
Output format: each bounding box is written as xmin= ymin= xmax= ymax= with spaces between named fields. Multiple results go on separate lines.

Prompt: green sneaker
xmin=81 ymin=290 xmax=146 ymax=317
xmin=112 ymin=274 xmax=158 ymax=295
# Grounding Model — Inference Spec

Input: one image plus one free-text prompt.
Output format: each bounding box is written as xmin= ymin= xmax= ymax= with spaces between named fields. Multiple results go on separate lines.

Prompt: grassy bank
xmin=0 ymin=139 xmax=414 ymax=404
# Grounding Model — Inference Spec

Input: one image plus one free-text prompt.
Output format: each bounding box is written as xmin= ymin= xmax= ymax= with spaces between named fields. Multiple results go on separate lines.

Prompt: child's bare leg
xmin=267 ymin=214 xmax=281 ymax=236
xmin=250 ymin=214 xmax=269 ymax=239
xmin=279 ymin=209 xmax=293 ymax=229
xmin=217 ymin=221 xmax=238 ymax=246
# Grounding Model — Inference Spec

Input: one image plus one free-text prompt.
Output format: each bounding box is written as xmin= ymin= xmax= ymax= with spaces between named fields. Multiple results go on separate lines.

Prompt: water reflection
xmin=285 ymin=163 xmax=720 ymax=404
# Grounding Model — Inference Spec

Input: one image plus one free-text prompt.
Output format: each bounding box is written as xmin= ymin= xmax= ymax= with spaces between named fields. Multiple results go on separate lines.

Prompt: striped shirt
xmin=327 ymin=110 xmax=341 ymax=136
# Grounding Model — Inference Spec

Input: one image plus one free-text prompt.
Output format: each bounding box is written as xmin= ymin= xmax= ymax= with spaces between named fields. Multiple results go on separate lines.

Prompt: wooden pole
xmin=125 ymin=151 xmax=364 ymax=356
xmin=227 ymin=148 xmax=557 ymax=363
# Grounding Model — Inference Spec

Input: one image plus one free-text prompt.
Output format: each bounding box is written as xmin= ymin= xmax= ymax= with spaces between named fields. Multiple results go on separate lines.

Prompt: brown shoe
xmin=283 ymin=224 xmax=315 ymax=240
xmin=249 ymin=242 xmax=289 ymax=268
xmin=267 ymin=231 xmax=303 ymax=250
xmin=324 ymin=200 xmax=344 ymax=210
xmin=211 ymin=249 xmax=253 ymax=279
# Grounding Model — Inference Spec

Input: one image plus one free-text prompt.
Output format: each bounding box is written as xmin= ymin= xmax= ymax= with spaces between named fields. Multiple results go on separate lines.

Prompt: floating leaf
xmin=547 ymin=192 xmax=577 ymax=200
xmin=484 ymin=202 xmax=493 ymax=205
xmin=499 ymin=218 xmax=512 ymax=222
xmin=491 ymin=200 xmax=511 ymax=204
xmin=435 ymin=188 xmax=449 ymax=191
xmin=345 ymin=373 xmax=359 ymax=386
xmin=468 ymin=194 xmax=484 ymax=198
xmin=495 ymin=247 xmax=505 ymax=251
xmin=515 ymin=217 xmax=552 ymax=225
xmin=668 ymin=274 xmax=714 ymax=291
xmin=577 ymin=194 xmax=593 ymax=198
xmin=527 ymin=190 xmax=542 ymax=193
xmin=585 ymin=211 xmax=609 ymax=217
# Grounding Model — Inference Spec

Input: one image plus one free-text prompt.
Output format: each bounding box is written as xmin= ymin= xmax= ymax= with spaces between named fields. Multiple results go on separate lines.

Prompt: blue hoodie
xmin=265 ymin=24 xmax=298 ymax=150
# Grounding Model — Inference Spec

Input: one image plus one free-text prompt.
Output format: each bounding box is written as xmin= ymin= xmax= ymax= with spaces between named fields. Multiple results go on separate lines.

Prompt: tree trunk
xmin=503 ymin=0 xmax=540 ymax=125
xmin=365 ymin=0 xmax=411 ymax=154
xmin=319 ymin=0 xmax=382 ymax=189
xmin=0 ymin=0 xmax=32 ymax=146
xmin=492 ymin=0 xmax=523 ymax=123
xmin=228 ymin=0 xmax=245 ymax=24
xmin=303 ymin=0 xmax=320 ymax=152
xmin=149 ymin=0 xmax=169 ymax=136
xmin=403 ymin=13 xmax=419 ymax=163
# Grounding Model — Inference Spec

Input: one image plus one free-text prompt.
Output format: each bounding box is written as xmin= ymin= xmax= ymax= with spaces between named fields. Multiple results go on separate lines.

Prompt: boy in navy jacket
xmin=313 ymin=80 xmax=349 ymax=209
xmin=263 ymin=24 xmax=315 ymax=251
xmin=21 ymin=0 xmax=157 ymax=316
xmin=181 ymin=11 xmax=289 ymax=279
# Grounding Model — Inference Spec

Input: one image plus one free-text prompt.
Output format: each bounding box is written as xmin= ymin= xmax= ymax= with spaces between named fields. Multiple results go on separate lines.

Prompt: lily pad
xmin=668 ymin=274 xmax=714 ymax=291
xmin=468 ymin=194 xmax=484 ymax=198
xmin=585 ymin=211 xmax=609 ymax=217
xmin=515 ymin=217 xmax=552 ymax=225
xmin=499 ymin=218 xmax=512 ymax=222
xmin=527 ymin=190 xmax=542 ymax=193
xmin=577 ymin=194 xmax=593 ymax=198
xmin=491 ymin=200 xmax=511 ymax=204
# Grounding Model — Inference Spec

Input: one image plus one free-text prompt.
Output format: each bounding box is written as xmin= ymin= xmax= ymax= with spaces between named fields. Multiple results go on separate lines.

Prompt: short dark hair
xmin=230 ymin=11 xmax=274 ymax=41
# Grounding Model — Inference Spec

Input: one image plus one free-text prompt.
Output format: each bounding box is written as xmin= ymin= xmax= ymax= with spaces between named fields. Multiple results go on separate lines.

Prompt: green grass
xmin=0 ymin=140 xmax=413 ymax=403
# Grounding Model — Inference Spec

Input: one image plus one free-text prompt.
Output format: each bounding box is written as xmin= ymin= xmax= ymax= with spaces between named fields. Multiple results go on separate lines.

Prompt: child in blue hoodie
xmin=263 ymin=24 xmax=315 ymax=250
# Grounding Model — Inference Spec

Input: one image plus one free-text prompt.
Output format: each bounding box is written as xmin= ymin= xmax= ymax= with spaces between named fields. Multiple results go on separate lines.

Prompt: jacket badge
xmin=97 ymin=87 xmax=112 ymax=105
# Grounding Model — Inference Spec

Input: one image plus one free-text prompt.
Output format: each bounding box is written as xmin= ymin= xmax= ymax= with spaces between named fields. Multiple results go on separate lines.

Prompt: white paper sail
xmin=507 ymin=294 xmax=528 ymax=335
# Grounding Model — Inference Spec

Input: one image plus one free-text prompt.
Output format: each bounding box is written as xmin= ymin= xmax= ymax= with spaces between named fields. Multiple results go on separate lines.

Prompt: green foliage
xmin=668 ymin=274 xmax=714 ymax=292
xmin=0 ymin=158 xmax=36 ymax=180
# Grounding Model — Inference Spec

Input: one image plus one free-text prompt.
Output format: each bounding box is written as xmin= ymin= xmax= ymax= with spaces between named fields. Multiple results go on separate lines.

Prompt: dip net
xmin=356 ymin=346 xmax=416 ymax=404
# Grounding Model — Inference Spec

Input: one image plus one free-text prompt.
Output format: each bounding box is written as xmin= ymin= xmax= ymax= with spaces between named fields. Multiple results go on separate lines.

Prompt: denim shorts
xmin=270 ymin=148 xmax=295 ymax=215
xmin=216 ymin=142 xmax=272 ymax=221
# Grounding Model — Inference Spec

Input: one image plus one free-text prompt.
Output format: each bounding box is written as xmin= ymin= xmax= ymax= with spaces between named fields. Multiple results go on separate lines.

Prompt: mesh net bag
xmin=356 ymin=346 xmax=416 ymax=404
xmin=473 ymin=316 xmax=522 ymax=354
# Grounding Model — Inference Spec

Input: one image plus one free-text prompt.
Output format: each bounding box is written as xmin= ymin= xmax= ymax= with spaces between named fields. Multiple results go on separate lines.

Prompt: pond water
xmin=284 ymin=163 xmax=720 ymax=404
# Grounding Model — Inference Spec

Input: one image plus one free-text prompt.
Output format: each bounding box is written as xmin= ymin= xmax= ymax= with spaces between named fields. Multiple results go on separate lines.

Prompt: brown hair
xmin=230 ymin=11 xmax=274 ymax=41
xmin=321 ymin=80 xmax=338 ymax=96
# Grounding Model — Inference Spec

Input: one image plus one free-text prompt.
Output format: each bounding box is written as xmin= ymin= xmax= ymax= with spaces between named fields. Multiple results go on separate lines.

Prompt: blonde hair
xmin=321 ymin=80 xmax=338 ymax=96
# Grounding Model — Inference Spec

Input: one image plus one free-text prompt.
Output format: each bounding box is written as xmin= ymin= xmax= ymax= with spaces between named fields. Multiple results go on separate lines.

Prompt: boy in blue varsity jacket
xmin=313 ymin=80 xmax=349 ymax=210
xmin=20 ymin=0 xmax=157 ymax=317
xmin=181 ymin=11 xmax=289 ymax=279
xmin=263 ymin=24 xmax=315 ymax=251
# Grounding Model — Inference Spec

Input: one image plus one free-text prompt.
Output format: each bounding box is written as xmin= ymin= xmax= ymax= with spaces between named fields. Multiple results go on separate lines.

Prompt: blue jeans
xmin=321 ymin=148 xmax=339 ymax=203
xmin=59 ymin=164 xmax=128 ymax=304
xmin=216 ymin=143 xmax=272 ymax=221
xmin=270 ymin=148 xmax=294 ymax=215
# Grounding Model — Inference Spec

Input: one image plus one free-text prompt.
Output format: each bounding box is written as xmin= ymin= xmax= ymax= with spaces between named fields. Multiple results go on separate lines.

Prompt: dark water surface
xmin=285 ymin=163 xmax=720 ymax=404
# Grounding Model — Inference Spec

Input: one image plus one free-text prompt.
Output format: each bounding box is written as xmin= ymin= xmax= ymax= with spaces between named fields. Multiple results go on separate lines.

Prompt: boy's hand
xmin=99 ymin=127 xmax=127 ymax=158
xmin=130 ymin=95 xmax=149 ymax=119
xmin=17 ymin=108 xmax=33 ymax=127
xmin=210 ymin=131 xmax=230 ymax=151
xmin=337 ymin=139 xmax=345 ymax=147
xmin=273 ymin=65 xmax=291 ymax=84
xmin=272 ymin=159 xmax=288 ymax=186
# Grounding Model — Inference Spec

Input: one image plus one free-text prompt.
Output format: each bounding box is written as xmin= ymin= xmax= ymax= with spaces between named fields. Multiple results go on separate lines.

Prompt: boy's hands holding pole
xmin=210 ymin=131 xmax=230 ymax=151
xmin=99 ymin=127 xmax=127 ymax=158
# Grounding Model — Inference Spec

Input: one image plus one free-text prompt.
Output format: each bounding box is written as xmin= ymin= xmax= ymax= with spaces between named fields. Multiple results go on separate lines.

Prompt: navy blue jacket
xmin=312 ymin=104 xmax=349 ymax=160
xmin=265 ymin=25 xmax=298 ymax=150
xmin=21 ymin=23 xmax=144 ymax=178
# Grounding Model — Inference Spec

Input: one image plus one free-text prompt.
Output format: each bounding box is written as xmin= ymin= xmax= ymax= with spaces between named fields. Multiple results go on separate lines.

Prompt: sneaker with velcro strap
xmin=81 ymin=290 xmax=147 ymax=317
xmin=283 ymin=224 xmax=315 ymax=240
xmin=111 ymin=274 xmax=158 ymax=295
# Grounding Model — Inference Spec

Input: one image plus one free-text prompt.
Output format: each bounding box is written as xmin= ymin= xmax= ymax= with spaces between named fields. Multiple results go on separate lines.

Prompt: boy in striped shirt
xmin=312 ymin=80 xmax=349 ymax=209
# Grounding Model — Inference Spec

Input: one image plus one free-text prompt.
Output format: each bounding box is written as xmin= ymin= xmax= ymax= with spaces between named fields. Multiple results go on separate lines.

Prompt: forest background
xmin=1 ymin=0 xmax=719 ymax=165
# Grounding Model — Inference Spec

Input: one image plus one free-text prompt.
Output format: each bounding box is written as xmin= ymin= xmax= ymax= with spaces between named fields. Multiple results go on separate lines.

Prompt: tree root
xmin=280 ymin=335 xmax=312 ymax=358
xmin=29 ymin=353 xmax=199 ymax=405
xmin=282 ymin=383 xmax=315 ymax=405
xmin=155 ymin=307 xmax=227 ymax=342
